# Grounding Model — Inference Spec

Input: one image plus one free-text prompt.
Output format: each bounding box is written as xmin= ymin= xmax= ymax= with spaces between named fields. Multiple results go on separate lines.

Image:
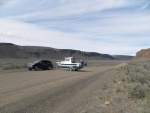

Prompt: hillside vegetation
xmin=113 ymin=61 xmax=150 ymax=113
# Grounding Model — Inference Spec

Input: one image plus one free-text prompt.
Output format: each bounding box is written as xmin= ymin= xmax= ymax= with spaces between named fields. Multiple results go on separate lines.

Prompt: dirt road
xmin=0 ymin=64 xmax=122 ymax=113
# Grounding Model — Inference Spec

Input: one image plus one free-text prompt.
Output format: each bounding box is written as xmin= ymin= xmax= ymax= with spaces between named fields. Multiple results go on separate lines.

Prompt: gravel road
xmin=0 ymin=65 xmax=120 ymax=113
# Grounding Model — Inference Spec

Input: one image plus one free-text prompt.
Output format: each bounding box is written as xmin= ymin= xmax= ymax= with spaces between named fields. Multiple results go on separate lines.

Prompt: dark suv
xmin=27 ymin=60 xmax=53 ymax=71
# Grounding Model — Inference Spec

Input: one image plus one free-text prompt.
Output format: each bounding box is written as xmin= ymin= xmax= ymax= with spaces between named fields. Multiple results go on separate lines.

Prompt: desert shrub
xmin=141 ymin=95 xmax=150 ymax=113
xmin=118 ymin=62 xmax=150 ymax=99
xmin=2 ymin=63 xmax=26 ymax=70
xmin=142 ymin=108 xmax=150 ymax=113
xmin=146 ymin=95 xmax=150 ymax=106
xmin=127 ymin=72 xmax=150 ymax=85
xmin=128 ymin=83 xmax=149 ymax=99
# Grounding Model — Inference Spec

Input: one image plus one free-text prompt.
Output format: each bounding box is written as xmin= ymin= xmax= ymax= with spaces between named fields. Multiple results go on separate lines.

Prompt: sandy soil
xmin=0 ymin=64 xmax=124 ymax=113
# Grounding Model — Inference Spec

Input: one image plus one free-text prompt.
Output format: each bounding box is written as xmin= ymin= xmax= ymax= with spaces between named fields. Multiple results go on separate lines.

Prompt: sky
xmin=0 ymin=0 xmax=150 ymax=55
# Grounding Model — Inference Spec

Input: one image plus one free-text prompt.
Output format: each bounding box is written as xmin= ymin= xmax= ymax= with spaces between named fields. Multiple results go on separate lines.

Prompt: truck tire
xmin=69 ymin=67 xmax=72 ymax=71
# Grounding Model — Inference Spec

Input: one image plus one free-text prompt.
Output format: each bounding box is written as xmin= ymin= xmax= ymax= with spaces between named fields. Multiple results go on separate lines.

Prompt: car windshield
xmin=33 ymin=60 xmax=41 ymax=64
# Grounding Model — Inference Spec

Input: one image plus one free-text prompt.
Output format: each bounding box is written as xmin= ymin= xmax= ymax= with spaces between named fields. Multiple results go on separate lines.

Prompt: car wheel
xmin=75 ymin=68 xmax=78 ymax=71
xmin=34 ymin=66 xmax=39 ymax=71
xmin=48 ymin=66 xmax=52 ymax=70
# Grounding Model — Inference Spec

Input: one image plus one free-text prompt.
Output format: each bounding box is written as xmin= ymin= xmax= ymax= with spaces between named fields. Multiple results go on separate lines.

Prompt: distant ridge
xmin=0 ymin=43 xmax=132 ymax=60
xmin=113 ymin=55 xmax=134 ymax=60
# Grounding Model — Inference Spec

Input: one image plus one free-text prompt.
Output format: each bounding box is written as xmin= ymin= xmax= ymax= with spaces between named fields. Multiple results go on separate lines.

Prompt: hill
xmin=0 ymin=43 xmax=115 ymax=60
xmin=0 ymin=43 xmax=134 ymax=60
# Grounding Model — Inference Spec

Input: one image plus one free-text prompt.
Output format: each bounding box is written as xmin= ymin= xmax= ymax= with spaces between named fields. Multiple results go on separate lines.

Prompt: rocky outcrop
xmin=132 ymin=48 xmax=150 ymax=61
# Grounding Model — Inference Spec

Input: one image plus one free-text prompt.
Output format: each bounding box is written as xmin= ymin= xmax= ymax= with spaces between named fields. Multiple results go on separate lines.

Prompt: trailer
xmin=56 ymin=57 xmax=84 ymax=71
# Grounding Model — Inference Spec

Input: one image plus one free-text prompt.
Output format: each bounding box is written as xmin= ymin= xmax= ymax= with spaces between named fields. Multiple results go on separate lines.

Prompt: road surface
xmin=0 ymin=65 xmax=122 ymax=113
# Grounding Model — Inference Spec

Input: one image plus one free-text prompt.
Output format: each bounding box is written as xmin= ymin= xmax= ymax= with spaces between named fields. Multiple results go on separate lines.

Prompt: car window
xmin=40 ymin=61 xmax=44 ymax=64
xmin=34 ymin=60 xmax=41 ymax=64
xmin=42 ymin=61 xmax=47 ymax=63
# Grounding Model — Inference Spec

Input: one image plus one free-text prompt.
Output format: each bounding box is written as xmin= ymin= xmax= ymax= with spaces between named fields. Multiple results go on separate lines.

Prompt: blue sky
xmin=0 ymin=0 xmax=150 ymax=55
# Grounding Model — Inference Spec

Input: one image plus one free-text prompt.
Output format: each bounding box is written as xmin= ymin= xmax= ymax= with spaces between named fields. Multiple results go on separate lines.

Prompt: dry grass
xmin=111 ymin=61 xmax=150 ymax=113
xmin=85 ymin=60 xmax=124 ymax=67
xmin=0 ymin=58 xmax=58 ymax=71
xmin=0 ymin=59 xmax=28 ymax=70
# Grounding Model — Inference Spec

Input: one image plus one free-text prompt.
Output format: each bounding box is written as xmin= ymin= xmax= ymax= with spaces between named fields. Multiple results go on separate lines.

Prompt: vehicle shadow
xmin=78 ymin=70 xmax=91 ymax=72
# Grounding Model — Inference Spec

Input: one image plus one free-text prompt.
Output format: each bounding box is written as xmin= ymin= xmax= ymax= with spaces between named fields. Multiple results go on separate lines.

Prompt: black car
xmin=27 ymin=60 xmax=53 ymax=71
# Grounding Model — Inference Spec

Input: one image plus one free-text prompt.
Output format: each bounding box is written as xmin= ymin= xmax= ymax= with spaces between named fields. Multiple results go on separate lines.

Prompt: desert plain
xmin=0 ymin=60 xmax=150 ymax=113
